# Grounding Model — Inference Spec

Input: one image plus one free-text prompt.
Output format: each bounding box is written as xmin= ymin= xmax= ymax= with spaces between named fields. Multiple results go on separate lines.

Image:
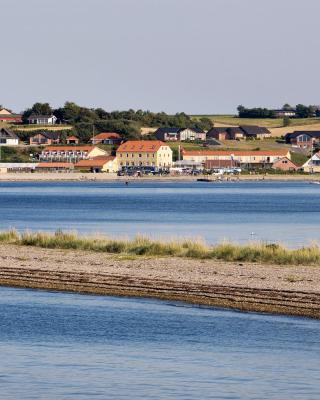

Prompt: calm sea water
xmin=0 ymin=180 xmax=319 ymax=246
xmin=0 ymin=286 xmax=319 ymax=399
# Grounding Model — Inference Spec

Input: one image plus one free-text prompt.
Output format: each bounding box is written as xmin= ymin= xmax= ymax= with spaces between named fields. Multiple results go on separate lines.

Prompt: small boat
xmin=310 ymin=181 xmax=320 ymax=185
xmin=197 ymin=178 xmax=213 ymax=182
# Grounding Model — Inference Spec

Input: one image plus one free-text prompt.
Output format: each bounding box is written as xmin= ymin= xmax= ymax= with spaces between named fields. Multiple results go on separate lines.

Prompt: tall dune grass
xmin=0 ymin=230 xmax=319 ymax=265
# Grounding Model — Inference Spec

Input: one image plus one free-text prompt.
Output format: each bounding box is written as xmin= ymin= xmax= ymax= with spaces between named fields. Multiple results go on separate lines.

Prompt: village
xmin=0 ymin=106 xmax=320 ymax=176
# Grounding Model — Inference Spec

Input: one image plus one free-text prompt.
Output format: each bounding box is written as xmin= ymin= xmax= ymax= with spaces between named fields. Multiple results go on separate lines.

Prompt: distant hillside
xmin=191 ymin=115 xmax=320 ymax=129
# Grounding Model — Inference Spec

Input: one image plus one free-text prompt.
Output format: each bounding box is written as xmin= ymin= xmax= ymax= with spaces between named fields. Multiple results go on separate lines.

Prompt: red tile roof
xmin=117 ymin=140 xmax=167 ymax=153
xmin=37 ymin=162 xmax=74 ymax=168
xmin=92 ymin=132 xmax=121 ymax=140
xmin=75 ymin=156 xmax=116 ymax=167
xmin=66 ymin=136 xmax=78 ymax=140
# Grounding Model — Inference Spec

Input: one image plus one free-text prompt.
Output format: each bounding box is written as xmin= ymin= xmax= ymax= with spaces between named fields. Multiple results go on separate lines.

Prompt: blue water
xmin=0 ymin=286 xmax=319 ymax=399
xmin=0 ymin=180 xmax=320 ymax=246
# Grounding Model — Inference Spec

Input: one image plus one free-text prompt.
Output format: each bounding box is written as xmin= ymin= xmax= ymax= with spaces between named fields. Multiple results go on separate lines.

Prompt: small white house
xmin=302 ymin=152 xmax=320 ymax=173
xmin=28 ymin=114 xmax=57 ymax=125
xmin=0 ymin=128 xmax=19 ymax=146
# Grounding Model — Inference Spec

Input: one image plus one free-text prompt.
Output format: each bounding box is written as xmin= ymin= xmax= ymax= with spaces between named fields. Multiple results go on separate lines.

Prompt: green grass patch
xmin=1 ymin=230 xmax=320 ymax=266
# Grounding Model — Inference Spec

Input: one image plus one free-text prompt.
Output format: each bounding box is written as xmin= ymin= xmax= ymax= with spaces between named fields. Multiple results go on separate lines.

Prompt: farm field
xmin=192 ymin=114 xmax=320 ymax=128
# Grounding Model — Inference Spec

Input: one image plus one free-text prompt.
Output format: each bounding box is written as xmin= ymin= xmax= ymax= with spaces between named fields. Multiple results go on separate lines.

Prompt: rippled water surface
xmin=0 ymin=180 xmax=320 ymax=246
xmin=0 ymin=287 xmax=320 ymax=399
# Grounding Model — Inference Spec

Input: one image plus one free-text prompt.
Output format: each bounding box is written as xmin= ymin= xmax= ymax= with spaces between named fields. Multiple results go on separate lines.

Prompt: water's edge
xmin=1 ymin=269 xmax=319 ymax=319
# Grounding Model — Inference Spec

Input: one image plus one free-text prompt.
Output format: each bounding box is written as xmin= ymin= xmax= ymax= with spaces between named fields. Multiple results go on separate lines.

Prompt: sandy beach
xmin=1 ymin=243 xmax=320 ymax=318
xmin=0 ymin=172 xmax=319 ymax=182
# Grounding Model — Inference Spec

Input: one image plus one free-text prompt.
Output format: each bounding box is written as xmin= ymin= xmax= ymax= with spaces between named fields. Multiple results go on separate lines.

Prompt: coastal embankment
xmin=0 ymin=172 xmax=319 ymax=182
xmin=1 ymin=238 xmax=320 ymax=319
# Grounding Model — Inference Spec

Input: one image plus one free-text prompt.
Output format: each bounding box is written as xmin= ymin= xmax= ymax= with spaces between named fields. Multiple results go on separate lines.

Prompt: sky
xmin=1 ymin=0 xmax=320 ymax=114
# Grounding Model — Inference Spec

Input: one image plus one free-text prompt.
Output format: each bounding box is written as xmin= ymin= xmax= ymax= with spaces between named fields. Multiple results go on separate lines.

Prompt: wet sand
xmin=1 ymin=244 xmax=320 ymax=318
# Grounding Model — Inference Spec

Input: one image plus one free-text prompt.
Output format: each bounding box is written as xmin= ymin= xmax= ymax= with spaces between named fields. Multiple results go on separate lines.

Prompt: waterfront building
xmin=182 ymin=149 xmax=290 ymax=168
xmin=271 ymin=157 xmax=299 ymax=171
xmin=39 ymin=146 xmax=107 ymax=162
xmin=116 ymin=140 xmax=173 ymax=168
xmin=75 ymin=156 xmax=118 ymax=173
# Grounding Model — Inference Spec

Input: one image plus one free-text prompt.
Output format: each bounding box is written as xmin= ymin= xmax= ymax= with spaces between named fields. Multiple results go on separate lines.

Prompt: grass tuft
xmin=0 ymin=230 xmax=319 ymax=266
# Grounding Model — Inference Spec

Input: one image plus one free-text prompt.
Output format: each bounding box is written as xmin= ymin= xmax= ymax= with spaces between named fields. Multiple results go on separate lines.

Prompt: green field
xmin=192 ymin=114 xmax=320 ymax=128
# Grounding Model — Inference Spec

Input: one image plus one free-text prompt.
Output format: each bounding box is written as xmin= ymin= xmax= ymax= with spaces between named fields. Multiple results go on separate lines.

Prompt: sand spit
xmin=1 ymin=244 xmax=320 ymax=318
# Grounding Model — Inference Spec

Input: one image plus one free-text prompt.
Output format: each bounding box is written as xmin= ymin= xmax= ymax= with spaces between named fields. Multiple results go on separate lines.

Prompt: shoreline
xmin=0 ymin=171 xmax=319 ymax=182
xmin=1 ymin=244 xmax=320 ymax=319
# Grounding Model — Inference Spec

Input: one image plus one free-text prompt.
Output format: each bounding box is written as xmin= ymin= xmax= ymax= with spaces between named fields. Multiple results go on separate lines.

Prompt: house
xmin=0 ymin=128 xmax=19 ymax=146
xmin=155 ymin=127 xmax=205 ymax=142
xmin=204 ymin=159 xmax=241 ymax=170
xmin=206 ymin=127 xmax=229 ymax=141
xmin=0 ymin=163 xmax=37 ymax=173
xmin=0 ymin=108 xmax=22 ymax=123
xmin=284 ymin=131 xmax=320 ymax=149
xmin=182 ymin=149 xmax=290 ymax=167
xmin=239 ymin=125 xmax=271 ymax=139
xmin=39 ymin=146 xmax=107 ymax=162
xmin=90 ymin=132 xmax=122 ymax=145
xmin=302 ymin=152 xmax=320 ymax=173
xmin=155 ymin=127 xmax=181 ymax=141
xmin=178 ymin=128 xmax=206 ymax=141
xmin=29 ymin=131 xmax=61 ymax=145
xmin=116 ymin=140 xmax=173 ymax=168
xmin=272 ymin=157 xmax=299 ymax=171
xmin=27 ymin=114 xmax=57 ymax=125
xmin=35 ymin=162 xmax=74 ymax=172
xmin=66 ymin=136 xmax=79 ymax=145
xmin=75 ymin=156 xmax=118 ymax=173
xmin=206 ymin=126 xmax=269 ymax=141
xmin=273 ymin=109 xmax=296 ymax=118
xmin=228 ymin=127 xmax=245 ymax=140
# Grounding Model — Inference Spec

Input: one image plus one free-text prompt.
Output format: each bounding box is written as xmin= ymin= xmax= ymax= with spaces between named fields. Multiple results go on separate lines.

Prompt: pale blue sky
xmin=1 ymin=0 xmax=320 ymax=114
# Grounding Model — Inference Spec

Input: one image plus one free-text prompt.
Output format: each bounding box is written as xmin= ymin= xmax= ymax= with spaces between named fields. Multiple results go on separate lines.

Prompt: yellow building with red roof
xmin=116 ymin=141 xmax=172 ymax=168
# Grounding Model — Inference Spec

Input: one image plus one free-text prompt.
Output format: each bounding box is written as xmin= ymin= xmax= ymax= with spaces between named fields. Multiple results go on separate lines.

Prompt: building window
xmin=139 ymin=154 xmax=142 ymax=157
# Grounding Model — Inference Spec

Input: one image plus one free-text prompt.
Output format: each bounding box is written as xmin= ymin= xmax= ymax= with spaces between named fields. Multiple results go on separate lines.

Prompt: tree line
xmin=21 ymin=102 xmax=213 ymax=142
xmin=237 ymin=104 xmax=320 ymax=119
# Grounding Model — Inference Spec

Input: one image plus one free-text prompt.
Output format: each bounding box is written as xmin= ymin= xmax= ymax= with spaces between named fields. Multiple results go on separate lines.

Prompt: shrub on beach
xmin=0 ymin=230 xmax=320 ymax=266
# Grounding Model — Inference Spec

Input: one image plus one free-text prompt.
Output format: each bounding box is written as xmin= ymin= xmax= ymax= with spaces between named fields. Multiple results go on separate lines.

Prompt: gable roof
xmin=0 ymin=128 xmax=18 ymax=139
xmin=28 ymin=114 xmax=56 ymax=119
xmin=285 ymin=131 xmax=320 ymax=140
xmin=117 ymin=140 xmax=168 ymax=152
xmin=33 ymin=131 xmax=61 ymax=140
xmin=239 ymin=125 xmax=271 ymax=135
xmin=207 ymin=127 xmax=228 ymax=135
xmin=155 ymin=127 xmax=180 ymax=134
xmin=92 ymin=132 xmax=121 ymax=140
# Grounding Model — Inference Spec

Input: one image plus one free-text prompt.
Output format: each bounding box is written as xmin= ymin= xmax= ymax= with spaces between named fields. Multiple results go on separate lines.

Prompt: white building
xmin=0 ymin=128 xmax=19 ymax=146
xmin=302 ymin=152 xmax=320 ymax=173
xmin=28 ymin=114 xmax=57 ymax=125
